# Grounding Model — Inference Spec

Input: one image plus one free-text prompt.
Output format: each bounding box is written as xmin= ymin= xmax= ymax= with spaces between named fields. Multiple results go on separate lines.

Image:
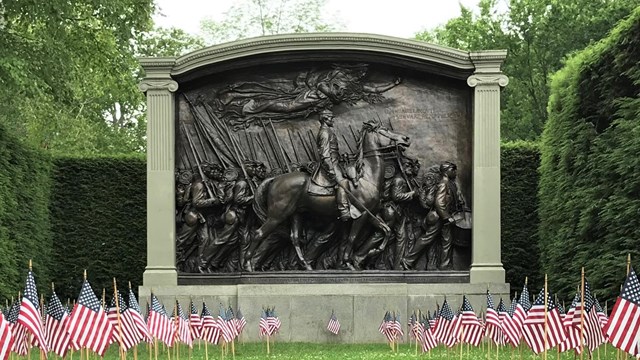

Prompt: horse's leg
xmin=244 ymin=217 xmax=283 ymax=272
xmin=342 ymin=215 xmax=369 ymax=270
xmin=363 ymin=215 xmax=391 ymax=261
xmin=290 ymin=215 xmax=312 ymax=270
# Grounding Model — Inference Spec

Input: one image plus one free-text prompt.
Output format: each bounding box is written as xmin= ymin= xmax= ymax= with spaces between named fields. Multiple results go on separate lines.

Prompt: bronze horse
xmin=245 ymin=119 xmax=411 ymax=271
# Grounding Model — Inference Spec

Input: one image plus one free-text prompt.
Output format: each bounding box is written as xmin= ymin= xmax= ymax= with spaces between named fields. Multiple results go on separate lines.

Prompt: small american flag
xmin=107 ymin=290 xmax=141 ymax=351
xmin=327 ymin=311 xmax=340 ymax=335
xmin=0 ymin=311 xmax=13 ymax=360
xmin=17 ymin=271 xmax=47 ymax=354
xmin=6 ymin=301 xmax=27 ymax=356
xmin=433 ymin=300 xmax=456 ymax=346
xmin=522 ymin=289 xmax=566 ymax=354
xmin=66 ymin=280 xmax=114 ymax=356
xmin=45 ymin=291 xmax=71 ymax=357
xmin=558 ymin=293 xmax=581 ymax=354
xmin=460 ymin=296 xmax=483 ymax=346
xmin=126 ymin=289 xmax=151 ymax=343
xmin=235 ymin=308 xmax=246 ymax=335
xmin=604 ymin=267 xmax=640 ymax=356
xmin=485 ymin=290 xmax=504 ymax=345
xmin=266 ymin=308 xmax=281 ymax=336
xmin=418 ymin=313 xmax=438 ymax=353
xmin=200 ymin=302 xmax=220 ymax=345
xmin=147 ymin=294 xmax=174 ymax=347
xmin=217 ymin=306 xmax=234 ymax=343
xmin=174 ymin=301 xmax=193 ymax=347
xmin=188 ymin=300 xmax=202 ymax=340
xmin=258 ymin=310 xmax=269 ymax=337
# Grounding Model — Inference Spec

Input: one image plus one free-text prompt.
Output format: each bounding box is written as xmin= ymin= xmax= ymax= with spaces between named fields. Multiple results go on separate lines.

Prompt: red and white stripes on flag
xmin=174 ymin=302 xmax=193 ymax=348
xmin=44 ymin=291 xmax=71 ymax=357
xmin=0 ymin=312 xmax=13 ymax=360
xmin=66 ymin=280 xmax=114 ymax=356
xmin=188 ymin=301 xmax=202 ymax=340
xmin=522 ymin=290 xmax=566 ymax=354
xmin=17 ymin=271 xmax=47 ymax=354
xmin=604 ymin=267 xmax=640 ymax=356
xmin=126 ymin=289 xmax=151 ymax=343
xmin=327 ymin=312 xmax=340 ymax=335
xmin=107 ymin=291 xmax=142 ymax=351
xmin=200 ymin=303 xmax=220 ymax=345
xmin=418 ymin=322 xmax=438 ymax=353
xmin=485 ymin=291 xmax=504 ymax=345
xmin=147 ymin=294 xmax=174 ymax=347
xmin=459 ymin=296 xmax=484 ymax=347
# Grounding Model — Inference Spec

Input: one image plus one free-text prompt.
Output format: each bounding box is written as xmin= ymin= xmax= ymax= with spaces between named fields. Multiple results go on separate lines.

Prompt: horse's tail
xmin=252 ymin=177 xmax=275 ymax=224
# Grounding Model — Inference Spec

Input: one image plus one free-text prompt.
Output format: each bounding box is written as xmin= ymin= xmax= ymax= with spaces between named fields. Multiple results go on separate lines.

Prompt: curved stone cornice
xmin=467 ymin=74 xmax=509 ymax=88
xmin=139 ymin=79 xmax=179 ymax=92
xmin=171 ymin=33 xmax=479 ymax=76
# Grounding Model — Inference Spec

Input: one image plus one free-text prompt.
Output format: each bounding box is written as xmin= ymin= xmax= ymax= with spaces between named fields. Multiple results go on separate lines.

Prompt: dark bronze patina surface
xmin=174 ymin=59 xmax=472 ymax=276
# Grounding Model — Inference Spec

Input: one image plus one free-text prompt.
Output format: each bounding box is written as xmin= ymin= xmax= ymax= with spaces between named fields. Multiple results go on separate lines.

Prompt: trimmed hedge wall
xmin=0 ymin=137 xmax=539 ymax=300
xmin=0 ymin=124 xmax=53 ymax=300
xmin=501 ymin=142 xmax=542 ymax=292
xmin=49 ymin=155 xmax=147 ymax=300
xmin=539 ymin=7 xmax=640 ymax=303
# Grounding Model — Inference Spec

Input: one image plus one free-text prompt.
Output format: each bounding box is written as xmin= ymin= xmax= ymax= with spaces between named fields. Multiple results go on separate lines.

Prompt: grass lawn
xmin=28 ymin=341 xmax=622 ymax=360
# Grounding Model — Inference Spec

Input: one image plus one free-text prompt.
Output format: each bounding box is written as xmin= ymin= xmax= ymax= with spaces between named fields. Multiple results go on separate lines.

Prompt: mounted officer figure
xmin=310 ymin=109 xmax=352 ymax=221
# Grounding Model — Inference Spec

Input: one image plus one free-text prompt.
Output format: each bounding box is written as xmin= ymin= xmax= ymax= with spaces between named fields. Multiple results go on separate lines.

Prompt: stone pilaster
xmin=467 ymin=51 xmax=509 ymax=284
xmin=139 ymin=58 xmax=178 ymax=286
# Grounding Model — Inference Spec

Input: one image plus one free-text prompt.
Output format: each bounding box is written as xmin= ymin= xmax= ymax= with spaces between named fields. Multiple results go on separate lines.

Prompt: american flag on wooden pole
xmin=175 ymin=301 xmax=193 ymax=347
xmin=147 ymin=294 xmax=174 ymax=347
xmin=126 ymin=288 xmax=151 ymax=343
xmin=200 ymin=302 xmax=220 ymax=345
xmin=460 ymin=295 xmax=483 ymax=346
xmin=108 ymin=289 xmax=141 ymax=351
xmin=17 ymin=268 xmax=48 ymax=354
xmin=0 ymin=310 xmax=13 ymax=360
xmin=522 ymin=288 xmax=566 ymax=354
xmin=188 ymin=300 xmax=202 ymax=340
xmin=327 ymin=310 xmax=340 ymax=335
xmin=44 ymin=288 xmax=71 ymax=357
xmin=603 ymin=266 xmax=640 ymax=356
xmin=66 ymin=277 xmax=114 ymax=356
xmin=7 ymin=299 xmax=28 ymax=356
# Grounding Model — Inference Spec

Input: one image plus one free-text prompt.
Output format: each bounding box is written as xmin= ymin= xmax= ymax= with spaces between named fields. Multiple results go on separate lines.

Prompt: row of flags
xmin=3 ymin=265 xmax=640 ymax=358
xmin=371 ymin=268 xmax=640 ymax=357
xmin=0 ymin=270 xmax=252 ymax=360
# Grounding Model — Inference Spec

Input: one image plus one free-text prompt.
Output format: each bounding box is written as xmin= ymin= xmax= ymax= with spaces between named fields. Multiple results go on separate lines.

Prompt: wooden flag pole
xmin=204 ymin=337 xmax=208 ymax=360
xmin=113 ymin=279 xmax=126 ymax=360
xmin=544 ymin=274 xmax=549 ymax=360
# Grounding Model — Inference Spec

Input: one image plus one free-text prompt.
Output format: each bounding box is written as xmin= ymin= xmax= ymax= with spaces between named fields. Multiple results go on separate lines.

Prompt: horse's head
xmin=361 ymin=119 xmax=411 ymax=151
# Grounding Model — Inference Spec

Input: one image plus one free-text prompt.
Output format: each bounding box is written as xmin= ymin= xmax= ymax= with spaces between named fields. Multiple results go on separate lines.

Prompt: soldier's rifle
xmin=201 ymin=102 xmax=254 ymax=193
xmin=267 ymin=119 xmax=291 ymax=173
xmin=341 ymin=134 xmax=354 ymax=154
xmin=180 ymin=123 xmax=215 ymax=199
xmin=184 ymin=95 xmax=227 ymax=167
xmin=253 ymin=134 xmax=276 ymax=170
xmin=296 ymin=130 xmax=314 ymax=162
xmin=260 ymin=119 xmax=285 ymax=171
xmin=286 ymin=128 xmax=300 ymax=163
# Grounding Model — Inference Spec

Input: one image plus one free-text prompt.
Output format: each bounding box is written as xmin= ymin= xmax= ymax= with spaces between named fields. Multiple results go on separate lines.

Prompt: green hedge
xmin=0 ymin=124 xmax=53 ymax=300
xmin=49 ymin=155 xmax=147 ymax=300
xmin=539 ymin=7 xmax=640 ymax=302
xmin=501 ymin=142 xmax=542 ymax=292
xmin=0 ymin=134 xmax=541 ymax=301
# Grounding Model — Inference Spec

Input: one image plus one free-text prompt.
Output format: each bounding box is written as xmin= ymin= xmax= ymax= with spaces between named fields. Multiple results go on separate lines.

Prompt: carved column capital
xmin=466 ymin=74 xmax=509 ymax=88
xmin=139 ymin=79 xmax=179 ymax=93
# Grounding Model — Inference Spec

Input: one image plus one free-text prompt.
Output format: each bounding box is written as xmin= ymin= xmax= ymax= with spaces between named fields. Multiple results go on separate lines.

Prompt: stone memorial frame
xmin=139 ymin=33 xmax=508 ymax=342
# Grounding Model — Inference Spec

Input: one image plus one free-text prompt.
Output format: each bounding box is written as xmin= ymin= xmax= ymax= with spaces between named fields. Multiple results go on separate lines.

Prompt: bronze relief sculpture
xmin=175 ymin=62 xmax=472 ymax=273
